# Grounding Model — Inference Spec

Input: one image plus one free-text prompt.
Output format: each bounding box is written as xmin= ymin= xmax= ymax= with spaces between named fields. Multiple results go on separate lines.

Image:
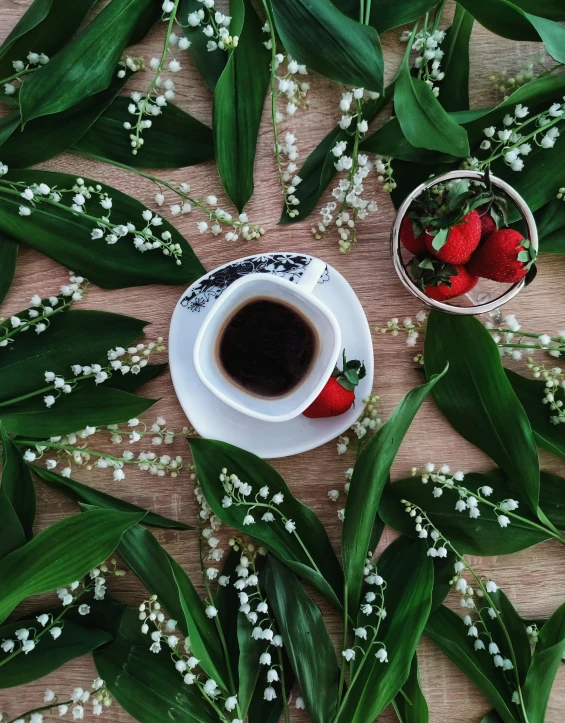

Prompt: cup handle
xmin=296 ymin=257 xmax=325 ymax=293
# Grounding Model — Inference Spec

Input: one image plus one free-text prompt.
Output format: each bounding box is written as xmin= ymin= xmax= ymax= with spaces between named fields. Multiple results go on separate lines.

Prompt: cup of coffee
xmin=193 ymin=258 xmax=341 ymax=422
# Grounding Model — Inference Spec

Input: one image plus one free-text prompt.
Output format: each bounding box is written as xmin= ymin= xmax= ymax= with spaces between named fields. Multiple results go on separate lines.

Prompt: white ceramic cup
xmin=193 ymin=258 xmax=341 ymax=422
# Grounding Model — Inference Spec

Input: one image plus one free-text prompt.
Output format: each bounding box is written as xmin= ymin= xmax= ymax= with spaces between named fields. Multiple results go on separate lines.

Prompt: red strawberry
xmin=303 ymin=351 xmax=365 ymax=418
xmin=467 ymin=229 xmax=536 ymax=283
xmin=400 ymin=216 xmax=427 ymax=255
xmin=424 ymin=211 xmax=482 ymax=264
xmin=477 ymin=206 xmax=497 ymax=242
xmin=425 ymin=265 xmax=479 ymax=301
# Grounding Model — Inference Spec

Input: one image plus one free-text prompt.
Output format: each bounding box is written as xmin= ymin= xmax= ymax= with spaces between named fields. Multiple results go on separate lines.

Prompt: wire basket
xmin=390 ymin=170 xmax=538 ymax=316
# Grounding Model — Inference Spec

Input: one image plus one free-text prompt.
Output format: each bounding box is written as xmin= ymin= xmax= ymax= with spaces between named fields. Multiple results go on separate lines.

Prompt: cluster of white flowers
xmin=1 ymin=679 xmax=112 ymax=722
xmin=412 ymin=463 xmax=520 ymax=529
xmin=343 ymin=553 xmax=389 ymax=664
xmin=219 ymin=468 xmax=296 ymax=533
xmin=37 ymin=340 xmax=163 ymax=409
xmin=27 ymin=414 xmax=187 ymax=482
xmin=351 ymin=395 xmax=381 ymax=440
xmin=527 ymin=360 xmax=565 ymax=425
xmin=230 ymin=545 xmax=285 ymax=704
xmin=489 ymin=51 xmax=557 ymax=100
xmin=261 ymin=28 xmax=309 ymax=219
xmin=153 ymin=179 xmax=264 ymax=241
xmin=375 ymin=311 xmax=428 ymax=349
xmin=314 ymin=88 xmax=382 ymax=252
xmin=0 ymin=274 xmax=87 ymax=348
xmin=125 ymin=0 xmax=192 ymax=153
xmin=3 ymin=51 xmax=49 ymax=96
xmin=1 ymin=564 xmax=122 ymax=667
xmin=466 ymin=99 xmax=565 ymax=172
xmin=0 ymin=175 xmax=184 ymax=264
xmin=401 ymin=27 xmax=446 ymax=95
xmin=188 ymin=0 xmax=238 ymax=52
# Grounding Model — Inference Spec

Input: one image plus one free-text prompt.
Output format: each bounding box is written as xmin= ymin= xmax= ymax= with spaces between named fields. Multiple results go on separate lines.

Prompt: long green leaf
xmin=270 ymin=0 xmax=383 ymax=93
xmin=117 ymin=524 xmax=231 ymax=690
xmin=331 ymin=0 xmax=441 ymax=34
xmin=522 ymin=602 xmax=565 ymax=723
xmin=237 ymin=614 xmax=264 ymax=716
xmin=426 ymin=605 xmax=519 ymax=723
xmin=0 ymin=386 xmax=156 ymax=438
xmin=0 ymin=170 xmax=205 ymax=289
xmin=0 ymin=73 xmax=130 ymax=169
xmin=438 ymin=5 xmax=474 ymax=112
xmin=0 ymin=0 xmax=97 ymax=82
xmin=215 ymin=548 xmax=240 ymax=688
xmin=539 ymin=471 xmax=565 ymax=530
xmin=535 ymin=199 xmax=565 ymax=253
xmin=484 ymin=589 xmax=531 ymax=685
xmin=335 ymin=539 xmax=434 ymax=722
xmin=265 ymin=555 xmax=339 ymax=723
xmin=342 ymin=370 xmax=447 ymax=612
xmin=0 ymin=491 xmax=25 ymax=561
xmin=179 ymin=0 xmax=228 ymax=91
xmin=0 ymin=618 xmax=110 ymax=688
xmin=424 ymin=312 xmax=541 ymax=513
xmin=0 ymin=508 xmax=144 ymax=624
xmin=213 ymin=0 xmax=270 ymax=211
xmin=394 ymin=44 xmax=469 ymax=157
xmin=94 ymin=609 xmax=217 ymax=723
xmin=1 ymin=423 xmax=35 ymax=540
xmin=75 ymin=97 xmax=214 ymax=169
xmin=19 ymin=0 xmax=156 ymax=124
xmin=392 ymin=655 xmax=429 ymax=723
xmin=380 ymin=470 xmax=552 ymax=555
xmin=189 ymin=438 xmax=344 ymax=610
xmin=31 ymin=465 xmax=193 ymax=530
xmin=0 ymin=233 xmax=18 ymax=305
xmin=506 ymin=369 xmax=565 ymax=460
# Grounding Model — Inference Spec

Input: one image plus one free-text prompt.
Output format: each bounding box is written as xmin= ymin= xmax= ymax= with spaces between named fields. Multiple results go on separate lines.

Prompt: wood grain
xmin=1 ymin=0 xmax=564 ymax=720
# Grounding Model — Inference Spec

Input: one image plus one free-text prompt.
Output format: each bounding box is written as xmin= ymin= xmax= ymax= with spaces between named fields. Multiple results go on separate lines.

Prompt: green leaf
xmin=0 ymin=74 xmax=131 ymax=169
xmin=30 ymin=465 xmax=193 ymax=530
xmin=535 ymin=198 xmax=565 ymax=253
xmin=215 ymin=548 xmax=240 ymax=687
xmin=481 ymin=713 xmax=505 ymax=723
xmin=484 ymin=588 xmax=531 ymax=684
xmin=117 ymin=524 xmax=231 ymax=690
xmin=0 ymin=0 xmax=98 ymax=83
xmin=426 ymin=605 xmax=519 ymax=723
xmin=0 ymin=170 xmax=205 ymax=289
xmin=524 ymin=13 xmax=565 ymax=63
xmin=281 ymin=88 xmax=393 ymax=224
xmin=75 ymin=97 xmax=214 ymax=169
xmin=0 ymin=385 xmax=156 ymax=438
xmin=394 ymin=46 xmax=470 ymax=157
xmin=392 ymin=654 xmax=429 ymax=723
xmin=424 ymin=312 xmax=540 ymax=513
xmin=0 ymin=508 xmax=144 ymax=624
xmin=0 ymin=491 xmax=25 ymax=561
xmin=19 ymin=0 xmax=156 ymax=125
xmin=380 ymin=470 xmax=552 ymax=555
xmin=270 ymin=0 xmax=384 ymax=92
xmin=189 ymin=438 xmax=344 ymax=609
xmin=237 ymin=614 xmax=264 ymax=716
xmin=522 ymin=602 xmax=565 ymax=723
xmin=342 ymin=370 xmax=447 ymax=612
xmin=247 ymin=651 xmax=294 ymax=723
xmin=367 ymin=0 xmax=440 ymax=34
xmin=511 ymin=0 xmax=565 ymax=18
xmin=505 ymin=369 xmax=565 ymax=459
xmin=456 ymin=0 xmax=538 ymax=40
xmin=179 ymin=0 xmax=227 ymax=91
xmin=539 ymin=471 xmax=565 ymax=530
xmin=0 ymin=233 xmax=18 ymax=306
xmin=437 ymin=5 xmax=474 ymax=112
xmin=213 ymin=0 xmax=270 ymax=211
xmin=0 ymin=618 xmax=111 ymax=688
xmin=335 ymin=539 xmax=434 ymax=722
xmin=95 ymin=609 xmax=218 ymax=723
xmin=265 ymin=555 xmax=338 ymax=723
xmin=1 ymin=423 xmax=35 ymax=540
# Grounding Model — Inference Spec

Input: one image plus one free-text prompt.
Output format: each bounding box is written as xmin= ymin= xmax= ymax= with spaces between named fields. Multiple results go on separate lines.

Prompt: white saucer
xmin=169 ymin=252 xmax=374 ymax=458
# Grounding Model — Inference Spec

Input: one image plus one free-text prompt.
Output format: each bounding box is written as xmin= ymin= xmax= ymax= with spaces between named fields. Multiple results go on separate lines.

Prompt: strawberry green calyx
xmin=408 ymin=256 xmax=458 ymax=290
xmin=332 ymin=350 xmax=366 ymax=392
xmin=517 ymin=238 xmax=537 ymax=270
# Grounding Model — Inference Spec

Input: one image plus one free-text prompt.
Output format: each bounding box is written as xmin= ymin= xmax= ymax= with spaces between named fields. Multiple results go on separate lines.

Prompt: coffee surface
xmin=217 ymin=297 xmax=318 ymax=397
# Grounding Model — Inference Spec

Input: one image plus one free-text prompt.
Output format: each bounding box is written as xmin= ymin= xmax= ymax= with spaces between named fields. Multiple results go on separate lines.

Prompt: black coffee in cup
xmin=216 ymin=297 xmax=318 ymax=398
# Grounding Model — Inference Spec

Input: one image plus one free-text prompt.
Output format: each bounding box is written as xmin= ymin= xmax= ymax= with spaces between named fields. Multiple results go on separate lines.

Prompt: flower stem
xmin=5 ymin=699 xmax=73 ymax=723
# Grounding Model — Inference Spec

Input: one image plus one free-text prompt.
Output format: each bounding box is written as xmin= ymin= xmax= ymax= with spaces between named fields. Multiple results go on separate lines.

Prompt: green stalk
xmin=5 ymin=699 xmax=73 ymax=723
xmin=337 ymin=584 xmax=349 ymax=703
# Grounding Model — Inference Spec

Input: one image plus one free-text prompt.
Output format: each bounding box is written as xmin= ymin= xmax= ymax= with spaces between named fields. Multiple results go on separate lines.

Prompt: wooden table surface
xmin=1 ymin=1 xmax=564 ymax=720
